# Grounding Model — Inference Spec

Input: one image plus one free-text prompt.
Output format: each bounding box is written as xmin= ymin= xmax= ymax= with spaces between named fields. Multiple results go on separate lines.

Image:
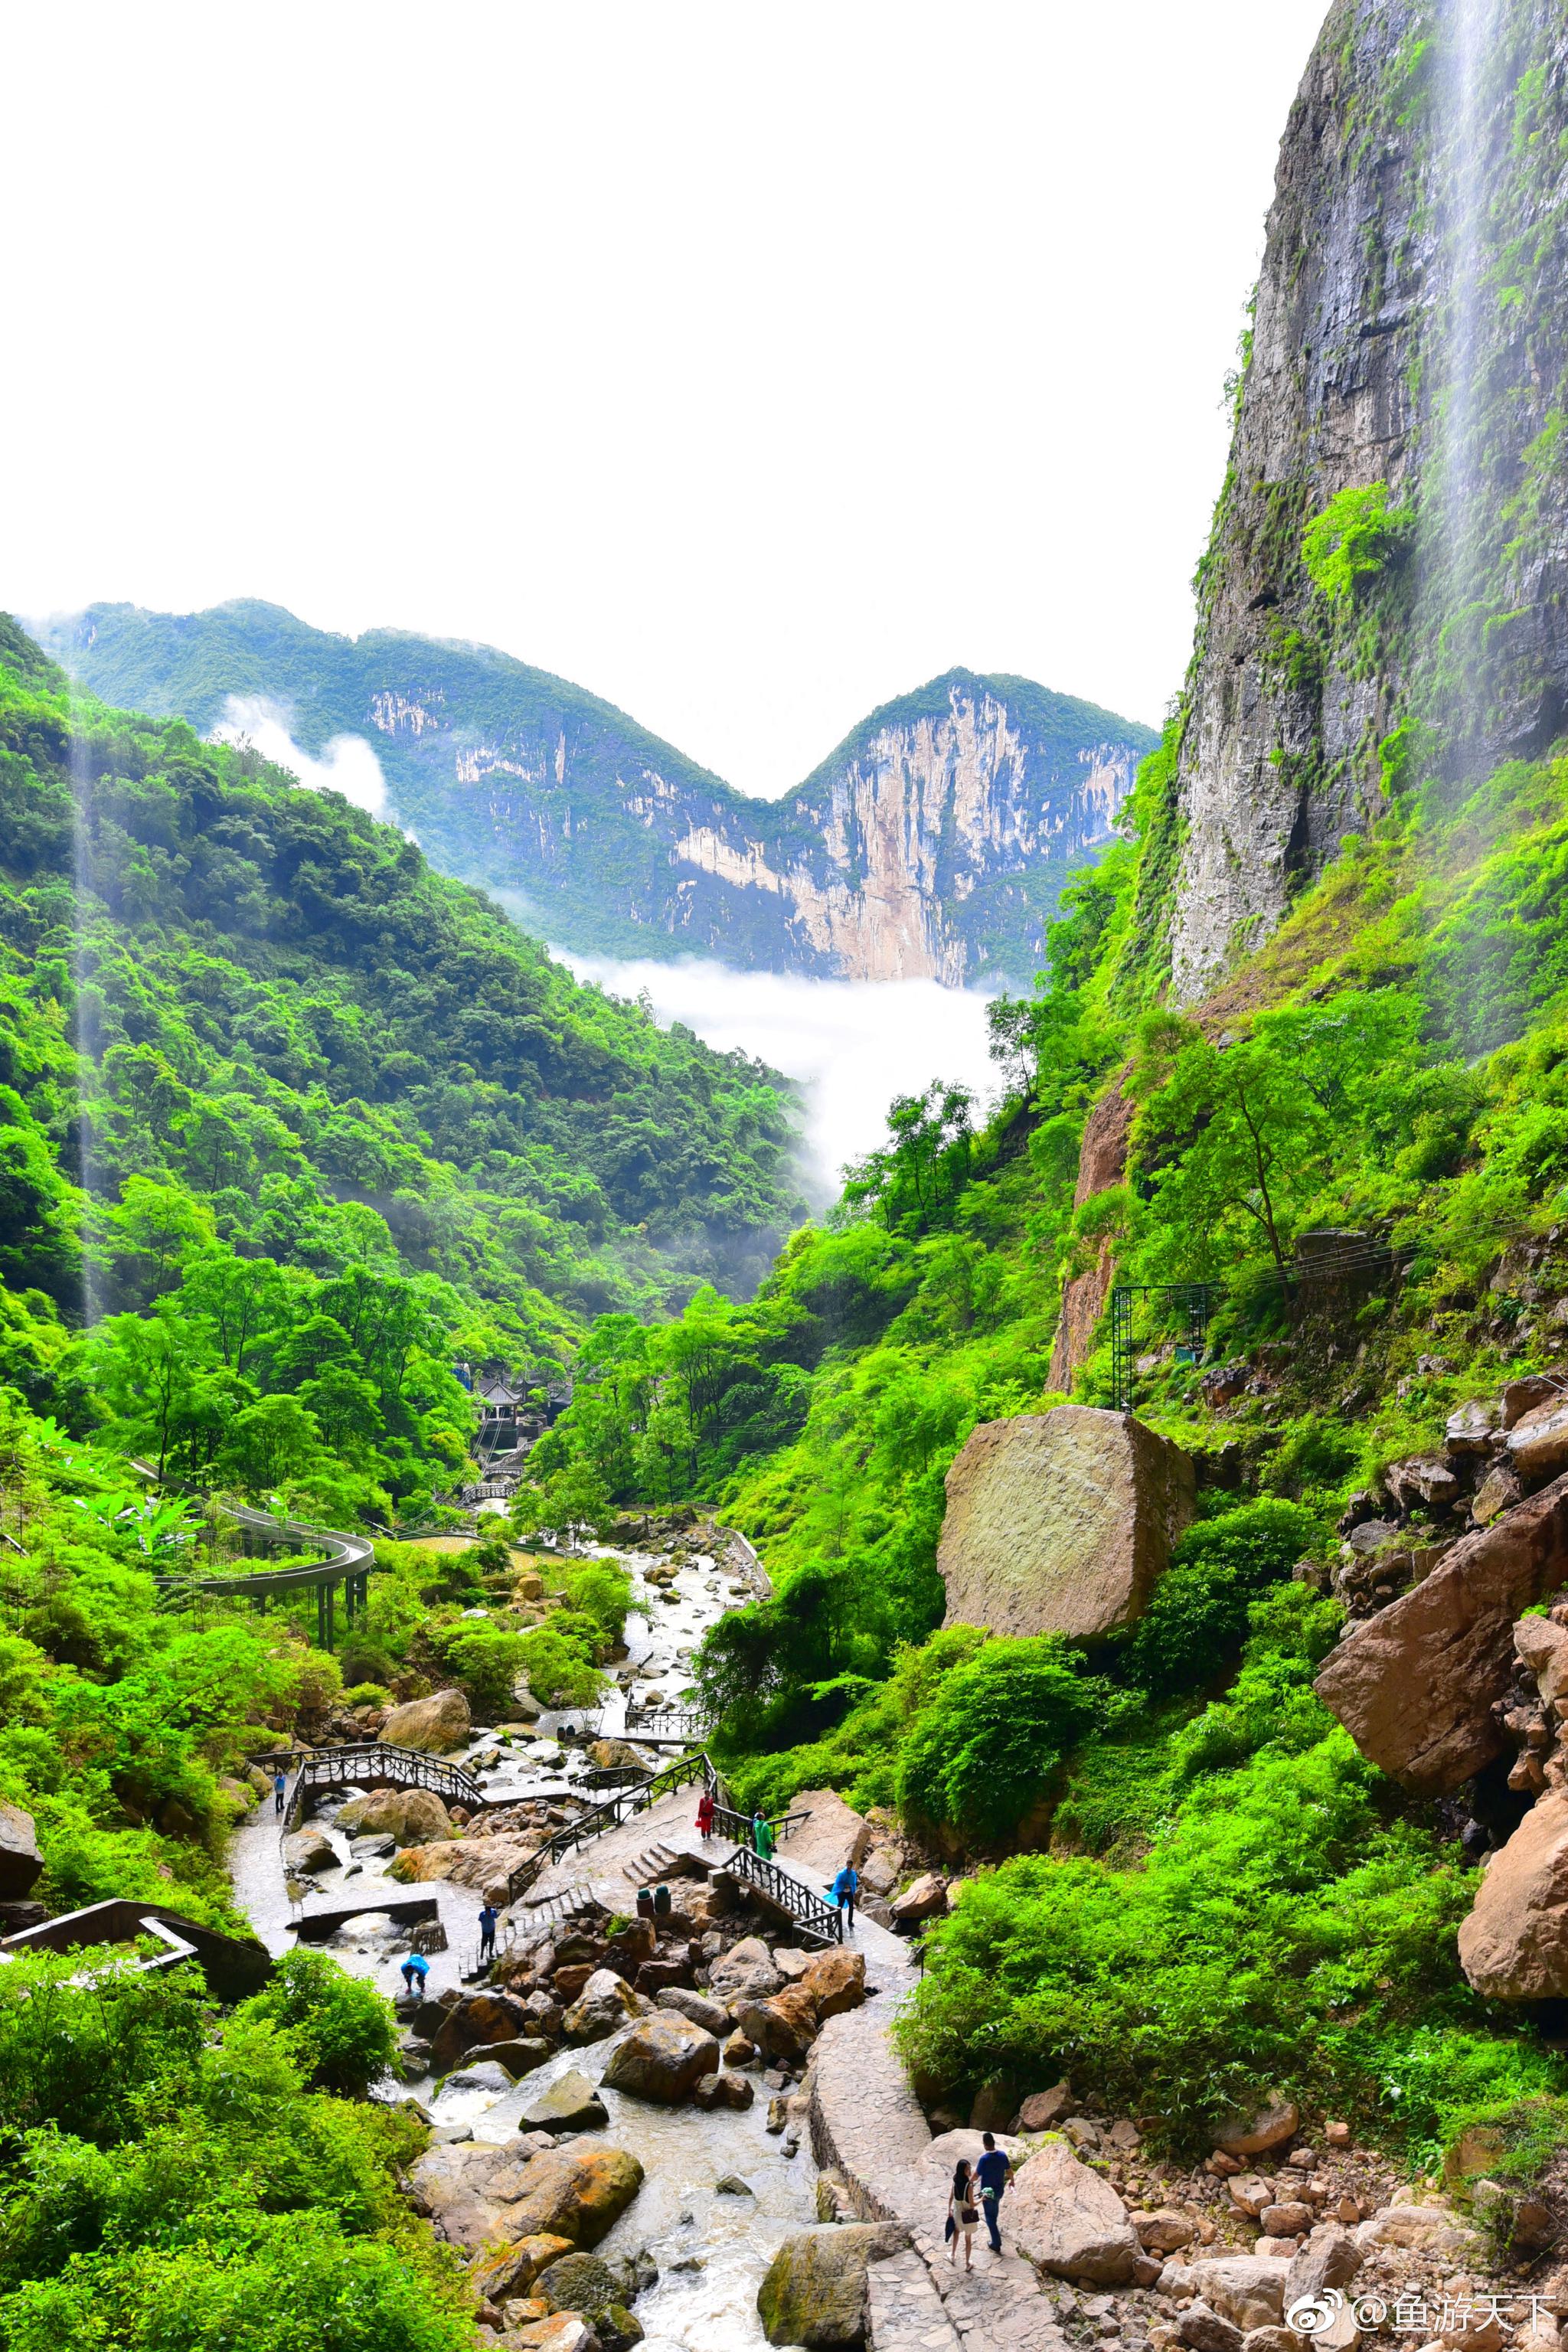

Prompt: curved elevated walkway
xmin=157 ymin=1504 xmax=377 ymax=1650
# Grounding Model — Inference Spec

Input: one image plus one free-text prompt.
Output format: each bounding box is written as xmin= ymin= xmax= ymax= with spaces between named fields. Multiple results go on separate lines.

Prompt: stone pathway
xmin=867 ymin=2247 xmax=964 ymax=2352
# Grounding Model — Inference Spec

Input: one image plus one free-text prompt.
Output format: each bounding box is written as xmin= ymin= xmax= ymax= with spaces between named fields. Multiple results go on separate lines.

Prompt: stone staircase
xmin=619 ymin=1838 xmax=683 ymax=1887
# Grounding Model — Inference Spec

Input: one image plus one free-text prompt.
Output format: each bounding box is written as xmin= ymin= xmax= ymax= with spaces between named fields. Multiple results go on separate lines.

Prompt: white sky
xmin=5 ymin=1 xmax=1329 ymax=798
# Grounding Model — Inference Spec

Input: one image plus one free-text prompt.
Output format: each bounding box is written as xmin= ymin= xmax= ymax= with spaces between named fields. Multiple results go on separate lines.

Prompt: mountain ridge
xmin=36 ymin=599 xmax=1160 ymax=987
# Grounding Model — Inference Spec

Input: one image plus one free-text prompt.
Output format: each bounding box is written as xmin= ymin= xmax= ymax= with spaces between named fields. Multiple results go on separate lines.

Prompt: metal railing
xmin=281 ymin=1742 xmax=484 ymax=1838
xmin=727 ymin=1847 xmax=844 ymax=1946
xmin=156 ymin=1504 xmax=380 ymax=1652
xmin=496 ymin=1746 xmax=716 ymax=1911
xmin=623 ymin=1704 xmax=711 ymax=1742
xmin=710 ymin=1804 xmax=808 ymax=1847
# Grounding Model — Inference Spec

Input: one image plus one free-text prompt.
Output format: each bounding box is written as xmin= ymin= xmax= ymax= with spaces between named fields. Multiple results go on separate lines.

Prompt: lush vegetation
xmin=0 ymin=1949 xmax=469 ymax=2351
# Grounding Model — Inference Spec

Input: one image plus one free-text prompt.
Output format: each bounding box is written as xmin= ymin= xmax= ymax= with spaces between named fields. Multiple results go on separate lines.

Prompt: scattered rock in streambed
xmin=281 ymin=1825 xmax=338 ymax=1874
xmin=337 ymin=1787 xmax=455 ymax=1844
xmin=601 ymin=2014 xmax=720 ymax=2104
xmin=410 ymin=2137 xmax=643 ymax=2254
xmin=518 ymin=2071 xmax=609 ymax=2134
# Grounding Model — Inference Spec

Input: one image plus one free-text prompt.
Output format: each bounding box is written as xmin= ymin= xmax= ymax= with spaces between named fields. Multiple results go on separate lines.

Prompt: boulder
xmin=707 ymin=1935 xmax=782 ymax=2001
xmin=756 ymin=2222 xmax=907 ymax=2348
xmin=458 ymin=2038 xmax=554 ymax=2080
xmin=1517 ymin=1614 xmax=1568 ymax=1709
xmin=799 ymin=1948 xmax=866 ymax=2021
xmin=1354 ymin=2202 xmax=1480 ymax=2257
xmin=654 ymin=1987 xmax=729 ymax=2037
xmin=1134 ymin=2209 xmax=1199 ymax=2252
xmin=381 ymin=1688 xmax=472 ymax=1754
xmin=282 ymin=1825 xmax=338 ymax=1875
xmin=1472 ymin=1467 xmax=1524 ymax=1526
xmin=1179 ymin=2258 xmax=1285 ymax=2331
xmin=471 ymin=2233 xmax=577 ymax=2300
xmin=518 ymin=2071 xmax=609 ymax=2134
xmin=1282 ymin=2230 xmax=1362 ymax=2308
xmin=1007 ymin=2139 xmax=1141 ymax=2283
xmin=1509 ymin=1403 xmax=1568 ymax=1485
xmin=563 ymin=1969 xmax=640 ymax=2041
xmin=1179 ymin=2310 xmax=1244 ymax=2352
xmin=1215 ymin=2099 xmax=1299 ymax=2160
xmin=535 ymin=2249 xmax=622 ymax=2321
xmin=776 ymin=1788 xmax=873 ymax=1883
xmin=1260 ymin=2202 xmax=1312 ymax=2237
xmin=1459 ymin=1788 xmax=1568 ymax=1998
xmin=1504 ymin=1376 xmax=1566 ymax=1428
xmin=1446 ymin=1401 xmax=1498 ymax=1458
xmin=1315 ymin=1475 xmax=1568 ymax=1792
xmin=410 ymin=2137 xmax=642 ymax=2252
xmin=694 ymin=2069 xmax=755 ymax=2109
xmin=430 ymin=1991 xmax=534 ymax=2073
xmin=338 ymin=1788 xmax=454 ymax=1844
xmin=938 ymin=1405 xmax=1197 ymax=1642
xmin=1017 ymin=2083 xmax=1073 ymax=2132
xmin=601 ymin=2014 xmax=720 ymax=2103
xmin=737 ymin=1983 xmax=821 ymax=2063
xmin=503 ymin=2318 xmax=598 ymax=2352
xmin=443 ymin=2061 xmax=518 ymax=2096
xmin=1385 ymin=1457 xmax=1462 ymax=1513
xmin=586 ymin=1739 xmax=645 ymax=1771
xmin=0 ymin=1805 xmax=42 ymax=1899
xmin=890 ymin=1873 xmax=948 ymax=1925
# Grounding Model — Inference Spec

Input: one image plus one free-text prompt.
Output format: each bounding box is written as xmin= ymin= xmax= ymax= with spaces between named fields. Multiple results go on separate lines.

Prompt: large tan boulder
xmin=1008 ymin=2138 xmax=1141 ymax=2282
xmin=1315 ymin=1475 xmax=1568 ymax=1792
xmin=407 ymin=2136 xmax=642 ymax=2250
xmin=1516 ymin=1613 xmax=1568 ymax=1708
xmin=601 ymin=2013 xmax=719 ymax=2102
xmin=799 ymin=1947 xmax=865 ymax=2021
xmin=382 ymin=1688 xmax=472 ymax=1754
xmin=338 ymin=1787 xmax=454 ymax=1844
xmin=390 ymin=1831 xmax=541 ymax=1896
xmin=562 ymin=1968 xmax=640 ymax=2040
xmin=1178 ymin=2258 xmax=1286 ymax=2331
xmin=0 ymin=1805 xmax=42 ymax=1898
xmin=777 ymin=1789 xmax=872 ymax=1883
xmin=939 ymin=1406 xmax=1197 ymax=1642
xmin=1508 ymin=1400 xmax=1568 ymax=1484
xmin=1458 ymin=1788 xmax=1568 ymax=1998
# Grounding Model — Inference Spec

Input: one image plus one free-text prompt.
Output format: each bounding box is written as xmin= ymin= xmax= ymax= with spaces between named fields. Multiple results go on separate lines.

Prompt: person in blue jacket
xmin=830 ymin=1862 xmax=858 ymax=1934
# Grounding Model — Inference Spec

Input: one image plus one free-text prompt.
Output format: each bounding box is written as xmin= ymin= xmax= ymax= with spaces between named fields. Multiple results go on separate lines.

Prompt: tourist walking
xmin=947 ymin=2158 xmax=978 ymax=2272
xmin=830 ymin=1861 xmax=858 ymax=1934
xmin=695 ymin=1787 xmax=715 ymax=1839
xmin=975 ymin=2131 xmax=1014 ymax=2253
xmin=753 ymin=1811 xmax=776 ymax=1860
xmin=273 ymin=1769 xmax=287 ymax=1815
xmin=400 ymin=1949 xmax=430 ymax=1995
xmin=478 ymin=1902 xmax=498 ymax=1962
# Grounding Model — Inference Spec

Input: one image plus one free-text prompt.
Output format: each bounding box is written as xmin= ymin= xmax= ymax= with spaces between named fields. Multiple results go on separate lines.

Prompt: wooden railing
xmin=727 ymin=1847 xmax=844 ymax=1946
xmin=281 ymin=1742 xmax=483 ymax=1836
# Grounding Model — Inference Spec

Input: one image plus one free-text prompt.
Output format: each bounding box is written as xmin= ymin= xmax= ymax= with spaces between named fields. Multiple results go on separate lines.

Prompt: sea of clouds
xmin=208 ymin=706 xmax=1003 ymax=1200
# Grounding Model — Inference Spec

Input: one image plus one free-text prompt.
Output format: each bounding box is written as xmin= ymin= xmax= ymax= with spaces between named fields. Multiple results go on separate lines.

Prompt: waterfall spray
xmin=1434 ymin=0 xmax=1504 ymax=781
xmin=67 ymin=685 xmax=102 ymax=1331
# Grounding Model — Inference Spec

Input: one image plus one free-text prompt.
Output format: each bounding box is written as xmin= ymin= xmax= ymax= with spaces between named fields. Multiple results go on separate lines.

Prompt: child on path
xmin=947 ymin=2159 xmax=978 ymax=2272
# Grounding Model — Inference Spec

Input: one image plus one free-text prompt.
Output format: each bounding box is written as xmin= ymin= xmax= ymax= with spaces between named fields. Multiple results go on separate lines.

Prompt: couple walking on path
xmin=691 ymin=1788 xmax=777 ymax=1860
xmin=946 ymin=2135 xmax=1013 ymax=2271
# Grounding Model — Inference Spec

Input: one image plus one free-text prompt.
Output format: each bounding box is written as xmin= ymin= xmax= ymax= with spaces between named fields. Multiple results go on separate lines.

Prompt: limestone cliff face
xmin=1166 ymin=0 xmax=1568 ymax=1003
xmin=38 ymin=606 xmax=1156 ymax=986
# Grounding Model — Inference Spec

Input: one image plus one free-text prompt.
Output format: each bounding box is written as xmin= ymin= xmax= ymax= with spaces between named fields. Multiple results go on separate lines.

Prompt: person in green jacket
xmin=753 ymin=1811 xmax=776 ymax=1860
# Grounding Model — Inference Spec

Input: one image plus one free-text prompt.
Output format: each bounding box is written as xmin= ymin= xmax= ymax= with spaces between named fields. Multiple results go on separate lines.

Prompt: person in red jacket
xmin=695 ymin=1787 xmax=716 ymax=1839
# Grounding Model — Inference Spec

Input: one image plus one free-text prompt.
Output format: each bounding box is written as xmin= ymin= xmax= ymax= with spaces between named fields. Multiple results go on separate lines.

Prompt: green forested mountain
xmin=38 ymin=600 xmax=1158 ymax=986
xmin=0 ymin=612 xmax=803 ymax=1511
